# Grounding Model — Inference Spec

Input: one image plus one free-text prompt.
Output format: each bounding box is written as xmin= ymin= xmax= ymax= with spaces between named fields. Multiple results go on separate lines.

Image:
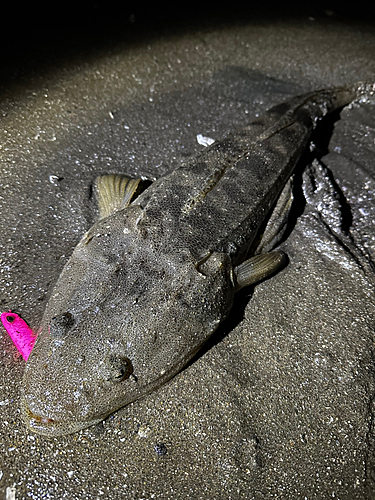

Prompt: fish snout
xmin=22 ymin=381 xmax=103 ymax=437
xmin=22 ymin=398 xmax=102 ymax=436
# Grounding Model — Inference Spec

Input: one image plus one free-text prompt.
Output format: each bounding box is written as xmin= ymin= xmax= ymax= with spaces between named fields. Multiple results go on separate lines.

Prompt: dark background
xmin=2 ymin=2 xmax=375 ymax=88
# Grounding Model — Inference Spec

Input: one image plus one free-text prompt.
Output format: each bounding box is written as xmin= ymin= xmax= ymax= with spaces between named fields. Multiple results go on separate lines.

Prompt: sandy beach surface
xmin=0 ymin=4 xmax=375 ymax=499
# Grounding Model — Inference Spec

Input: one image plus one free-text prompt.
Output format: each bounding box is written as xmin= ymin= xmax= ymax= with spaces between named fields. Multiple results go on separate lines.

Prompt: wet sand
xmin=1 ymin=5 xmax=375 ymax=499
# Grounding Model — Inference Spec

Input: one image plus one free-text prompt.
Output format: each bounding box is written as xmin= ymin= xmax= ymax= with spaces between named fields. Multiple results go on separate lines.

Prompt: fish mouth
xmin=23 ymin=403 xmax=102 ymax=437
xmin=26 ymin=406 xmax=55 ymax=426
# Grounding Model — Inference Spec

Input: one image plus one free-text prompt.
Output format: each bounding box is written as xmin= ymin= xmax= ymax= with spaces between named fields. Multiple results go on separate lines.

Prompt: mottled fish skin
xmin=22 ymin=83 xmax=374 ymax=436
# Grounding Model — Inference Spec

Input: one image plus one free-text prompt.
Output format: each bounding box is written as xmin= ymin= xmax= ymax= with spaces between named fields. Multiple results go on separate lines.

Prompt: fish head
xmin=22 ymin=308 xmax=142 ymax=436
xmin=22 ymin=248 xmax=235 ymax=437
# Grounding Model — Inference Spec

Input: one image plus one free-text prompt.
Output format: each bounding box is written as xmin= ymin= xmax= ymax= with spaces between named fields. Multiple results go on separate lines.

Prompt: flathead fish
xmin=22 ymin=82 xmax=374 ymax=436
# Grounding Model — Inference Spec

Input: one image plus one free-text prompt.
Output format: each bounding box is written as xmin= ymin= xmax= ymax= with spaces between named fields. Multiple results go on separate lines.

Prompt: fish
xmin=1 ymin=311 xmax=37 ymax=361
xmin=22 ymin=82 xmax=374 ymax=436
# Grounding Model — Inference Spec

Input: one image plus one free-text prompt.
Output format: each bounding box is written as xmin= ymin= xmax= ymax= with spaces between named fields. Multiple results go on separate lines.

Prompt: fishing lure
xmin=1 ymin=311 xmax=37 ymax=361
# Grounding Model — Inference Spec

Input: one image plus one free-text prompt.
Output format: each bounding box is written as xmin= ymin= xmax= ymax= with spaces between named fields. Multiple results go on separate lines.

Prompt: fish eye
xmin=50 ymin=312 xmax=75 ymax=339
xmin=104 ymin=355 xmax=133 ymax=383
xmin=6 ymin=315 xmax=15 ymax=323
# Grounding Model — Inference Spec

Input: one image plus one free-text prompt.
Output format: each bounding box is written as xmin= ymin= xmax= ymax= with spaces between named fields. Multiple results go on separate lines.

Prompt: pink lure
xmin=1 ymin=311 xmax=37 ymax=361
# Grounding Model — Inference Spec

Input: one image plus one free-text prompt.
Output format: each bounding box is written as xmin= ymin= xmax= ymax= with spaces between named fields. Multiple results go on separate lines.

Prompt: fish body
xmin=22 ymin=83 xmax=373 ymax=436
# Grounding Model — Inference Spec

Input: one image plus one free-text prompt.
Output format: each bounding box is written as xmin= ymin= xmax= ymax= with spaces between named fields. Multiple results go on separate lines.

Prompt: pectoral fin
xmin=95 ymin=174 xmax=142 ymax=219
xmin=234 ymin=251 xmax=286 ymax=291
xmin=255 ymin=177 xmax=294 ymax=254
